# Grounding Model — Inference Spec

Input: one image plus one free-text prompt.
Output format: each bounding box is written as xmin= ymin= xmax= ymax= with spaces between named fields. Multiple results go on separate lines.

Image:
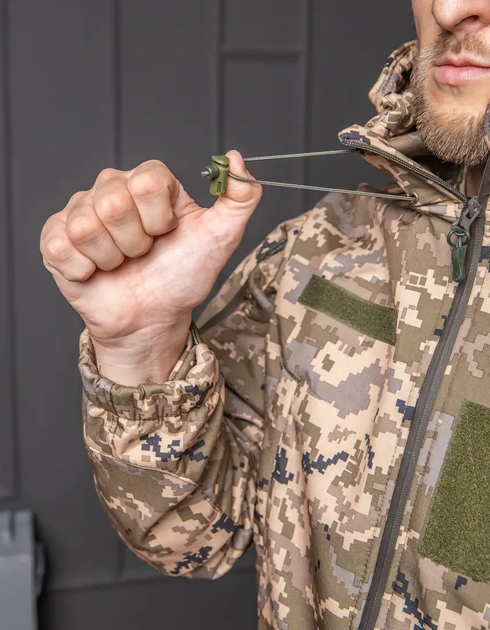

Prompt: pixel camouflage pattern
xmin=79 ymin=41 xmax=490 ymax=629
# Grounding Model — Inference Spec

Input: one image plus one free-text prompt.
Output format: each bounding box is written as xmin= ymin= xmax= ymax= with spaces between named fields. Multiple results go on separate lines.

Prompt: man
xmin=39 ymin=0 xmax=490 ymax=628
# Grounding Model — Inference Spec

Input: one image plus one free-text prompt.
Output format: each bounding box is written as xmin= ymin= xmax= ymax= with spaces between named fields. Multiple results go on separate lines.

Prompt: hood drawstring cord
xmin=201 ymin=150 xmax=479 ymax=283
xmin=201 ymin=151 xmax=417 ymax=203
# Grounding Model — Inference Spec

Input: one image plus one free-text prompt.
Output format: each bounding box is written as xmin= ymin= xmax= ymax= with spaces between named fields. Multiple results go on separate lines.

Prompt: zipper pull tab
xmin=446 ymin=197 xmax=482 ymax=283
xmin=447 ymin=228 xmax=470 ymax=282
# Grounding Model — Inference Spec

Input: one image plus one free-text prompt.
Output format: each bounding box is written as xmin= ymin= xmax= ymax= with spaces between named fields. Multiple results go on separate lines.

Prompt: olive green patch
xmin=298 ymin=275 xmax=397 ymax=345
xmin=419 ymin=400 xmax=490 ymax=584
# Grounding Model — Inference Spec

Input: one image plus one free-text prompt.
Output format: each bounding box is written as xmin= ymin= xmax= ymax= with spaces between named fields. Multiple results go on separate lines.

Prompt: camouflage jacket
xmin=79 ymin=41 xmax=490 ymax=629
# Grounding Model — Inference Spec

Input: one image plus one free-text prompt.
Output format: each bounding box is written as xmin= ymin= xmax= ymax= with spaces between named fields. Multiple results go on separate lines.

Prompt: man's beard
xmin=411 ymin=32 xmax=488 ymax=168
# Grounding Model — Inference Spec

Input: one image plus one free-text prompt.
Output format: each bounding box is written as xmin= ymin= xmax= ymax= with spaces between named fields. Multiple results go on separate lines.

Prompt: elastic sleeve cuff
xmin=78 ymin=322 xmax=219 ymax=424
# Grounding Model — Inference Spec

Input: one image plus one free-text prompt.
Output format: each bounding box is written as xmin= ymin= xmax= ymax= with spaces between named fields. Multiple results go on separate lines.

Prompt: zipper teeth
xmin=357 ymin=156 xmax=489 ymax=630
xmin=361 ymin=217 xmax=483 ymax=630
xmin=341 ymin=139 xmax=466 ymax=203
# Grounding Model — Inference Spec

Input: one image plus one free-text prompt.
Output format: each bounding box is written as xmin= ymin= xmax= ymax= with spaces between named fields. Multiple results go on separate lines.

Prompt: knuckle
xmin=43 ymin=209 xmax=65 ymax=230
xmin=128 ymin=169 xmax=165 ymax=197
xmin=66 ymin=214 xmax=101 ymax=244
xmin=95 ymin=168 xmax=119 ymax=187
xmin=44 ymin=236 xmax=72 ymax=264
xmin=40 ymin=216 xmax=56 ymax=245
xmin=68 ymin=190 xmax=88 ymax=206
xmin=128 ymin=164 xmax=167 ymax=198
xmin=141 ymin=158 xmax=166 ymax=171
xmin=97 ymin=191 xmax=132 ymax=223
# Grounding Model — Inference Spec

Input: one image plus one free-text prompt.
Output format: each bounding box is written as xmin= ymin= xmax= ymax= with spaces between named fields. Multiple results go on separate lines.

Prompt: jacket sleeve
xmin=78 ymin=218 xmax=299 ymax=579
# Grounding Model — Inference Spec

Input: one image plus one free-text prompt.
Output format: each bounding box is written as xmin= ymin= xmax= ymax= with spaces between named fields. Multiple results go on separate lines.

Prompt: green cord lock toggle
xmin=447 ymin=227 xmax=471 ymax=283
xmin=201 ymin=155 xmax=230 ymax=196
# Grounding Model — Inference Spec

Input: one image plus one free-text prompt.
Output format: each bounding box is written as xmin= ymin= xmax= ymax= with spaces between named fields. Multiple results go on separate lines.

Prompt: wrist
xmin=90 ymin=316 xmax=192 ymax=386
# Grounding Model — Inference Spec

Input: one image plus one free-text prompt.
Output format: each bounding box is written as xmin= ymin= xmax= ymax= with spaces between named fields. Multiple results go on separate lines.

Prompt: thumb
xmin=211 ymin=149 xmax=263 ymax=216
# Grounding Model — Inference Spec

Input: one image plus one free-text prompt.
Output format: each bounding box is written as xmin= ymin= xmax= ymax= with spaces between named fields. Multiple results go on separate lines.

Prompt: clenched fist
xmin=40 ymin=151 xmax=262 ymax=384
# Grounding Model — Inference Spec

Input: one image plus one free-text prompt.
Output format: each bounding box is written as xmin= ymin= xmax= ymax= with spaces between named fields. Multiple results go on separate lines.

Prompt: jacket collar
xmin=338 ymin=40 xmax=474 ymax=222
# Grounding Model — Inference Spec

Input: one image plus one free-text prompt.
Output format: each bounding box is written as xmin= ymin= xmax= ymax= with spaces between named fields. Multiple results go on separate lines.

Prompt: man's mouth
xmin=434 ymin=55 xmax=490 ymax=85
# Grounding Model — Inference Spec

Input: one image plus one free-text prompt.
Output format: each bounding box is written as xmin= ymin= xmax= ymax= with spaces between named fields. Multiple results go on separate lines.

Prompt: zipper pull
xmin=446 ymin=197 xmax=482 ymax=283
xmin=447 ymin=228 xmax=470 ymax=282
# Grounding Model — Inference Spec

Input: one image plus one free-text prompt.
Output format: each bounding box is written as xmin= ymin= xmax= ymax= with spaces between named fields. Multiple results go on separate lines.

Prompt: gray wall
xmin=0 ymin=1 xmax=415 ymax=628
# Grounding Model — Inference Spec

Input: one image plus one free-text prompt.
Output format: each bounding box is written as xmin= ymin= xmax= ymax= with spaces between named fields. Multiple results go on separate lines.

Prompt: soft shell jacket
xmin=79 ymin=41 xmax=490 ymax=629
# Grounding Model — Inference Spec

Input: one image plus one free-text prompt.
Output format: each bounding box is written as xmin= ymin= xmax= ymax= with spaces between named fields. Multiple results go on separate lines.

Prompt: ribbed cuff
xmin=78 ymin=322 xmax=219 ymax=423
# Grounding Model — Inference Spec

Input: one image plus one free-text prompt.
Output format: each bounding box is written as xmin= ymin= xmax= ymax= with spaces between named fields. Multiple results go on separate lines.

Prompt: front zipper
xmin=340 ymin=136 xmax=477 ymax=284
xmin=357 ymin=154 xmax=490 ymax=630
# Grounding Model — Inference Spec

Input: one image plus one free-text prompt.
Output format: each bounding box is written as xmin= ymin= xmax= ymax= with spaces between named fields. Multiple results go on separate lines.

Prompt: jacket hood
xmin=338 ymin=40 xmax=490 ymax=222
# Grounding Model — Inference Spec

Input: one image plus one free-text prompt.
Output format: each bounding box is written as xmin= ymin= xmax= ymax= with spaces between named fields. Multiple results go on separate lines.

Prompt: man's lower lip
xmin=434 ymin=65 xmax=490 ymax=84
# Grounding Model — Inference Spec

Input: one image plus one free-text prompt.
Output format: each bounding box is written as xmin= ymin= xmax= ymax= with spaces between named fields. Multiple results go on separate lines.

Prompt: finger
xmin=40 ymin=212 xmax=97 ymax=282
xmin=65 ymin=192 xmax=126 ymax=271
xmin=92 ymin=174 xmax=154 ymax=258
xmin=203 ymin=150 xmax=263 ymax=253
xmin=213 ymin=150 xmax=263 ymax=212
xmin=126 ymin=160 xmax=179 ymax=235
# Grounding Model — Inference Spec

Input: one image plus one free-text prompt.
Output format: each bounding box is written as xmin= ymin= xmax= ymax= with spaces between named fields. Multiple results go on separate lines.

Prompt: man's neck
xmin=466 ymin=164 xmax=485 ymax=197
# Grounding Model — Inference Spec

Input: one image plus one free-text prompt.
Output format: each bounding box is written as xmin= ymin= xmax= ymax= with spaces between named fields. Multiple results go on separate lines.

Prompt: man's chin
xmin=415 ymin=108 xmax=487 ymax=168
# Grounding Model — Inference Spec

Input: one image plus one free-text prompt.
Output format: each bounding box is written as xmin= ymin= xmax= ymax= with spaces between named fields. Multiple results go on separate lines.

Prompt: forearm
xmin=90 ymin=315 xmax=192 ymax=386
xmin=79 ymin=322 xmax=256 ymax=579
xmin=77 ymin=217 xmax=290 ymax=578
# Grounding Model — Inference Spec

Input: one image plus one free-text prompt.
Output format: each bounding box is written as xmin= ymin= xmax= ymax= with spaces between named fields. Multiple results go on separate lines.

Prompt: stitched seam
xmin=403 ymin=261 xmax=485 ymax=545
xmin=388 ymin=270 xmax=483 ymax=616
xmin=355 ymin=284 xmax=451 ymax=626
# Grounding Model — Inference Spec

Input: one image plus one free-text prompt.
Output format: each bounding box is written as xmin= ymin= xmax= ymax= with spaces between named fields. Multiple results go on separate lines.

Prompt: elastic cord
xmin=243 ymin=149 xmax=354 ymax=162
xmin=228 ymin=172 xmax=417 ymax=203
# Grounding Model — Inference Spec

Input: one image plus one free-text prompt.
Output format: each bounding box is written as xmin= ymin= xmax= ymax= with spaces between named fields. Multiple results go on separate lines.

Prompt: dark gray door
xmin=0 ymin=1 xmax=414 ymax=628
